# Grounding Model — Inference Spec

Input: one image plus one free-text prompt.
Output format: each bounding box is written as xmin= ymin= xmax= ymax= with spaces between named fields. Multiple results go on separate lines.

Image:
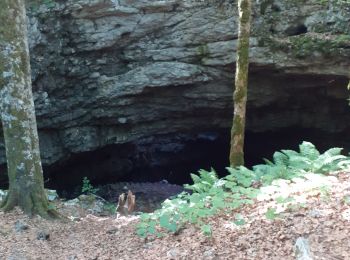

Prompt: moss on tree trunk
xmin=229 ymin=0 xmax=252 ymax=167
xmin=0 ymin=0 xmax=57 ymax=218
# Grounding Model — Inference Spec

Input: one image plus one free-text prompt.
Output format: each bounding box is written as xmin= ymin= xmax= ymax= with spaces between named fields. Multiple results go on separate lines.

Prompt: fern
xmin=137 ymin=141 xmax=350 ymax=238
xmin=299 ymin=141 xmax=320 ymax=160
xmin=272 ymin=151 xmax=289 ymax=166
xmin=225 ymin=166 xmax=256 ymax=188
xmin=281 ymin=149 xmax=299 ymax=157
xmin=184 ymin=169 xmax=219 ymax=193
xmin=287 ymin=154 xmax=313 ymax=172
xmin=261 ymin=141 xmax=350 ymax=175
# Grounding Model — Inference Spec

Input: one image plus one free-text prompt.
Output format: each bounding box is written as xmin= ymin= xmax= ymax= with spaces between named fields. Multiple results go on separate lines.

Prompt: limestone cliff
xmin=1 ymin=0 xmax=350 ymax=186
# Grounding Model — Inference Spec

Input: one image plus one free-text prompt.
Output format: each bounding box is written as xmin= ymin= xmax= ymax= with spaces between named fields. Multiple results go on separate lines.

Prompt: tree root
xmin=0 ymin=192 xmax=65 ymax=220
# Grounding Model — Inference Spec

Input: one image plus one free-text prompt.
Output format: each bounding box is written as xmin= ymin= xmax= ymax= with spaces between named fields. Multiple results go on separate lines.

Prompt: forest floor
xmin=1 ymin=171 xmax=350 ymax=259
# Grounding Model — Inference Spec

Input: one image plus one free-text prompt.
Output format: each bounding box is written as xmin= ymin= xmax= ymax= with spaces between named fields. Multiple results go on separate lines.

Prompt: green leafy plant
xmin=275 ymin=196 xmax=294 ymax=204
xmin=81 ymin=177 xmax=99 ymax=195
xmin=137 ymin=168 xmax=257 ymax=238
xmin=103 ymin=202 xmax=117 ymax=214
xmin=255 ymin=141 xmax=350 ymax=184
xmin=265 ymin=207 xmax=279 ymax=220
xmin=136 ymin=142 xmax=350 ymax=238
xmin=184 ymin=168 xmax=221 ymax=193
xmin=343 ymin=195 xmax=350 ymax=205
xmin=201 ymin=224 xmax=212 ymax=236
xmin=318 ymin=185 xmax=331 ymax=201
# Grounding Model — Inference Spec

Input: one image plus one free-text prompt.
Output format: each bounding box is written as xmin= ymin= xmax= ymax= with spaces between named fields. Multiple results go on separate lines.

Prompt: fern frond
xmin=185 ymin=169 xmax=219 ymax=193
xmin=336 ymin=160 xmax=350 ymax=169
xmin=263 ymin=158 xmax=274 ymax=165
xmin=322 ymin=147 xmax=343 ymax=156
xmin=299 ymin=141 xmax=320 ymax=160
xmin=281 ymin=149 xmax=299 ymax=157
xmin=272 ymin=151 xmax=289 ymax=166
xmin=314 ymin=155 xmax=347 ymax=173
xmin=288 ymin=156 xmax=313 ymax=171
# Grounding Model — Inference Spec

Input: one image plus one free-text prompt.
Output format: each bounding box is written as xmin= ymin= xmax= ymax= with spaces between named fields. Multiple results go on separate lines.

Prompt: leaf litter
xmin=1 ymin=171 xmax=350 ymax=259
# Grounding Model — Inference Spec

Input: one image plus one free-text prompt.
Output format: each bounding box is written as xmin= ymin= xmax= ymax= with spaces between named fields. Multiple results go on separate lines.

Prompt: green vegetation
xmin=260 ymin=0 xmax=350 ymax=16
xmin=196 ymin=44 xmax=209 ymax=58
xmin=267 ymin=34 xmax=350 ymax=59
xmin=260 ymin=0 xmax=274 ymax=15
xmin=103 ymin=202 xmax=117 ymax=215
xmin=318 ymin=0 xmax=350 ymax=5
xmin=265 ymin=207 xmax=279 ymax=220
xmin=81 ymin=177 xmax=99 ymax=195
xmin=136 ymin=141 xmax=350 ymax=238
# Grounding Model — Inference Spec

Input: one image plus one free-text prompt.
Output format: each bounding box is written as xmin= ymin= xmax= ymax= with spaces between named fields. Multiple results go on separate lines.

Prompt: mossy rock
xmin=267 ymin=33 xmax=350 ymax=59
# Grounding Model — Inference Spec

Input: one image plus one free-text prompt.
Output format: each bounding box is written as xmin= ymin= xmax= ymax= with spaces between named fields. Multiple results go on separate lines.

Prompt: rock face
xmin=0 ymin=0 xmax=350 ymax=187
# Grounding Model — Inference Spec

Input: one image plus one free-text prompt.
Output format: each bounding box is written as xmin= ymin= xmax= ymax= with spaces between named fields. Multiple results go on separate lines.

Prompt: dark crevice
xmin=285 ymin=24 xmax=308 ymax=36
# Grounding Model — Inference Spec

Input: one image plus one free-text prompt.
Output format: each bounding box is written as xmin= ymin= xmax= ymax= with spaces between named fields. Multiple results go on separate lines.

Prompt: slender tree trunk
xmin=0 ymin=0 xmax=56 ymax=218
xmin=229 ymin=0 xmax=252 ymax=167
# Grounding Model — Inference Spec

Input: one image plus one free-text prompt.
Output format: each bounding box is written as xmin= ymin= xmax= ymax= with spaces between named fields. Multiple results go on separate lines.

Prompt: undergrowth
xmin=81 ymin=177 xmax=99 ymax=195
xmin=136 ymin=141 xmax=350 ymax=238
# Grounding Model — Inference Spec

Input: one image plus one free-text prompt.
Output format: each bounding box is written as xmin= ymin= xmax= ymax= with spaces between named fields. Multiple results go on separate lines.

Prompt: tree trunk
xmin=229 ymin=0 xmax=252 ymax=167
xmin=0 ymin=0 xmax=56 ymax=218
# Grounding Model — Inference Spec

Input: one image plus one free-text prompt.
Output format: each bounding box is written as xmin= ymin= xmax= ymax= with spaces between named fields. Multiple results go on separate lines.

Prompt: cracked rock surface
xmin=1 ymin=0 xmax=350 ymax=183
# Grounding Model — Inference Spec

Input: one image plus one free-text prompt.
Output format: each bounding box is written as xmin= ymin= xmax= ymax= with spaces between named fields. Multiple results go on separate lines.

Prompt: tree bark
xmin=229 ymin=0 xmax=252 ymax=167
xmin=0 ymin=0 xmax=56 ymax=218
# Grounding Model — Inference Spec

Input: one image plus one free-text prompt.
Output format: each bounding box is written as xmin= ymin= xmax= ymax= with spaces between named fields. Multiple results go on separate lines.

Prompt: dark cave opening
xmin=38 ymin=126 xmax=350 ymax=198
xmin=285 ymin=24 xmax=308 ymax=36
xmin=1 ymin=126 xmax=349 ymax=197
xmin=43 ymin=131 xmax=231 ymax=194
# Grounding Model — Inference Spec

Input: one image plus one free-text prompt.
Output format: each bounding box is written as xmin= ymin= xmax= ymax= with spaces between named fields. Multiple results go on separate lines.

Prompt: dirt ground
xmin=1 ymin=172 xmax=350 ymax=260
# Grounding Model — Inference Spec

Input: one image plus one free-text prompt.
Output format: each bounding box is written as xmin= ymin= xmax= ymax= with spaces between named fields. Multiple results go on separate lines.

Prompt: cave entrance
xmin=44 ymin=131 xmax=231 ymax=194
xmin=43 ymin=126 xmax=350 ymax=198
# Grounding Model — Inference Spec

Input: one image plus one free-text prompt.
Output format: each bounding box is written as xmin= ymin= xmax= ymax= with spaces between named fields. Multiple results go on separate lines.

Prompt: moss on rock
xmin=266 ymin=33 xmax=350 ymax=59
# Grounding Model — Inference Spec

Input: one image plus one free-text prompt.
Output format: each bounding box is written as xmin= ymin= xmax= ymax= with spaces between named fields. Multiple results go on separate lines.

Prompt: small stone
xmin=46 ymin=189 xmax=59 ymax=201
xmin=167 ymin=248 xmax=180 ymax=258
xmin=308 ymin=209 xmax=323 ymax=218
xmin=37 ymin=230 xmax=50 ymax=240
xmin=14 ymin=220 xmax=29 ymax=232
xmin=203 ymin=249 xmax=215 ymax=258
xmin=0 ymin=190 xmax=8 ymax=202
xmin=70 ymin=4 xmax=82 ymax=10
xmin=64 ymin=198 xmax=79 ymax=206
xmin=69 ymin=216 xmax=81 ymax=222
xmin=106 ymin=227 xmax=118 ymax=234
xmin=143 ymin=242 xmax=153 ymax=249
xmin=294 ymin=237 xmax=312 ymax=260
